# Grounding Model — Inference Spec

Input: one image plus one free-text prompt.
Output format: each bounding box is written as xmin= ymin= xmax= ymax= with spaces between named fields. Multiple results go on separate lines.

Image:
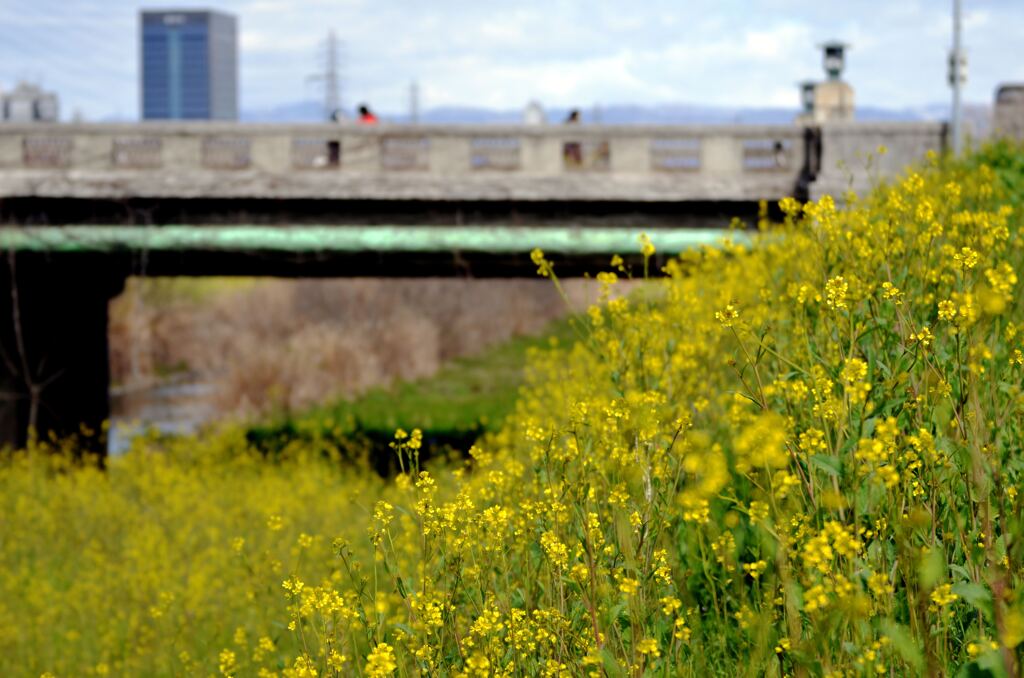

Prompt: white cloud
xmin=742 ymin=23 xmax=810 ymax=60
xmin=965 ymin=9 xmax=991 ymax=30
xmin=240 ymin=30 xmax=319 ymax=54
xmin=0 ymin=0 xmax=1020 ymax=119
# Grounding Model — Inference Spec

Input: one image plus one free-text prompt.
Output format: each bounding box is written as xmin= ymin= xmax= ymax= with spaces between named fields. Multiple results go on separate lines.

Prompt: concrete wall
xmin=0 ymin=122 xmax=803 ymax=202
xmin=994 ymin=85 xmax=1024 ymax=140
xmin=0 ymin=121 xmax=946 ymax=203
xmin=812 ymin=81 xmax=855 ymax=123
xmin=812 ymin=121 xmax=947 ymax=199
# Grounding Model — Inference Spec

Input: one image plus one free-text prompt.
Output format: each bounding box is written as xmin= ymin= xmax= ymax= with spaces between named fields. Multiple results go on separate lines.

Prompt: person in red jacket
xmin=358 ymin=104 xmax=379 ymax=124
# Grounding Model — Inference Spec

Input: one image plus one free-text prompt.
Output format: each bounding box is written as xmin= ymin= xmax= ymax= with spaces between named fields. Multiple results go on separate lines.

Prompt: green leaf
xmin=955 ymin=650 xmax=1011 ymax=678
xmin=601 ymin=646 xmax=626 ymax=678
xmin=608 ymin=601 xmax=630 ymax=627
xmin=953 ymin=582 xmax=994 ymax=621
xmin=392 ymin=622 xmax=415 ymax=637
xmin=918 ymin=548 xmax=945 ymax=589
xmin=977 ymin=652 xmax=1009 ymax=677
xmin=879 ymin=619 xmax=924 ymax=672
xmin=809 ymin=454 xmax=842 ymax=476
xmin=877 ymin=396 xmax=908 ymax=417
xmin=949 ymin=564 xmax=972 ymax=580
xmin=956 ymin=660 xmax=1001 ymax=678
xmin=932 ymin=398 xmax=954 ymax=432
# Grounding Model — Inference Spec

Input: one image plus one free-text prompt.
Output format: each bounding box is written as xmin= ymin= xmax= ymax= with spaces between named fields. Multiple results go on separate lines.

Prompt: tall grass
xmin=3 ymin=144 xmax=1024 ymax=677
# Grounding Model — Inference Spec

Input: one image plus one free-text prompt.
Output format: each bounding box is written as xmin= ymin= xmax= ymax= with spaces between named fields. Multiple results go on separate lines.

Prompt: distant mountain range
xmin=241 ymin=100 xmax=993 ymax=135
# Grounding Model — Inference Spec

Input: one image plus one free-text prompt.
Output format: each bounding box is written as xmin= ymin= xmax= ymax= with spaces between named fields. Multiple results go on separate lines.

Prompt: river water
xmin=108 ymin=380 xmax=217 ymax=455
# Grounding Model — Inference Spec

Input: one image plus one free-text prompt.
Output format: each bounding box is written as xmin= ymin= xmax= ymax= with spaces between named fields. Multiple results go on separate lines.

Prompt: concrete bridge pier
xmin=0 ymin=254 xmax=124 ymax=454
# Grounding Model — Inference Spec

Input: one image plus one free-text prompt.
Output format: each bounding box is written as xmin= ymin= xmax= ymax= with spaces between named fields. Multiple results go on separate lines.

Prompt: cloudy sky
xmin=0 ymin=0 xmax=1020 ymax=120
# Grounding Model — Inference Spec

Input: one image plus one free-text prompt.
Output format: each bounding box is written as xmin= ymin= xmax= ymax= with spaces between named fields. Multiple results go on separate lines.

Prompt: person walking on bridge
xmin=358 ymin=104 xmax=379 ymax=124
xmin=563 ymin=109 xmax=583 ymax=166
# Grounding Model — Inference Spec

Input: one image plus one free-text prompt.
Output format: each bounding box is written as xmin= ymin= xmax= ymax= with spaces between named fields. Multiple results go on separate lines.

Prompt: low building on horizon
xmin=1 ymin=82 xmax=59 ymax=123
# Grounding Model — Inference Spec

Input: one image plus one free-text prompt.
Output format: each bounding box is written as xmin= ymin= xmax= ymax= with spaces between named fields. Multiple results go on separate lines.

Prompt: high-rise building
xmin=140 ymin=10 xmax=237 ymax=120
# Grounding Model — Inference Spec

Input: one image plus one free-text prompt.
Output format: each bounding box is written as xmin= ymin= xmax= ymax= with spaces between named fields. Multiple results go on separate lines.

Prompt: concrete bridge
xmin=0 ymin=120 xmax=948 ymax=451
xmin=0 ymin=120 xmax=945 ymax=214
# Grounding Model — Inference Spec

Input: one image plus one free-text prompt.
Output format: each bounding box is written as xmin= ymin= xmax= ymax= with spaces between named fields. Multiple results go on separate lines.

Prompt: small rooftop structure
xmin=523 ymin=101 xmax=546 ymax=125
xmin=820 ymin=41 xmax=849 ymax=81
xmin=796 ymin=42 xmax=854 ymax=124
xmin=994 ymin=84 xmax=1024 ymax=140
xmin=2 ymin=82 xmax=59 ymax=123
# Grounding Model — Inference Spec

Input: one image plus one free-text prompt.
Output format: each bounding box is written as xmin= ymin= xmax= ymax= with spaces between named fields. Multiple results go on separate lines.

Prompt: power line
xmin=325 ymin=30 xmax=340 ymax=118
xmin=408 ymin=80 xmax=419 ymax=123
xmin=950 ymin=0 xmax=964 ymax=155
xmin=307 ymin=29 xmax=344 ymax=121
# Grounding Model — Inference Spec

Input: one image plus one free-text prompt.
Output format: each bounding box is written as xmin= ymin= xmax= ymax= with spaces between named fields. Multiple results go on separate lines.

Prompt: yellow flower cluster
xmin=0 ymin=431 xmax=394 ymax=676
xmin=292 ymin=144 xmax=1020 ymax=676
xmin=4 ymin=143 xmax=1024 ymax=677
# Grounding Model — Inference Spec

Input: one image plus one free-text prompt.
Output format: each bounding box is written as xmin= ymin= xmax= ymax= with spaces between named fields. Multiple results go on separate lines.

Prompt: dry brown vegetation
xmin=109 ymin=277 xmax=600 ymax=418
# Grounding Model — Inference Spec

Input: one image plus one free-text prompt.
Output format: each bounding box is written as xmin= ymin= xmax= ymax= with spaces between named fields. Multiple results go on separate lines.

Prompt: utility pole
xmin=950 ymin=0 xmax=964 ymax=155
xmin=324 ymin=30 xmax=341 ymax=120
xmin=408 ymin=80 xmax=420 ymax=124
xmin=309 ymin=30 xmax=344 ymax=121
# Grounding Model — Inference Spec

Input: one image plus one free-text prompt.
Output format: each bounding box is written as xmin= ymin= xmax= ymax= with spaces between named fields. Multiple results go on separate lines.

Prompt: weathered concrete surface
xmin=811 ymin=121 xmax=947 ymax=199
xmin=0 ymin=121 xmax=953 ymax=205
xmin=0 ymin=122 xmax=810 ymax=202
xmin=0 ymin=168 xmax=803 ymax=202
xmin=994 ymin=85 xmax=1024 ymax=140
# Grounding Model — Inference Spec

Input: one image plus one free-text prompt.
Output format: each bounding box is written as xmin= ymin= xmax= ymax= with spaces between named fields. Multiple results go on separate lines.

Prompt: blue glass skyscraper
xmin=140 ymin=10 xmax=237 ymax=120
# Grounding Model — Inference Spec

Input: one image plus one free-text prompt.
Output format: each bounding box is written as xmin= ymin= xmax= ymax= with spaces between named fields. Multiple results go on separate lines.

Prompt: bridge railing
xmin=0 ymin=121 xmax=948 ymax=202
xmin=810 ymin=121 xmax=948 ymax=199
xmin=0 ymin=122 xmax=806 ymax=175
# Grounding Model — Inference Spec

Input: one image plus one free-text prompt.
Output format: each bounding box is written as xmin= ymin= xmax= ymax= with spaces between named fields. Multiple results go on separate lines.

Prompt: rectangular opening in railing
xmin=470 ymin=137 xmax=520 ymax=171
xmin=562 ymin=140 xmax=610 ymax=171
xmin=742 ymin=138 xmax=792 ymax=171
xmin=381 ymin=136 xmax=429 ymax=171
xmin=292 ymin=138 xmax=341 ymax=169
xmin=650 ymin=138 xmax=701 ymax=172
xmin=22 ymin=136 xmax=72 ymax=168
xmin=112 ymin=137 xmax=162 ymax=168
xmin=202 ymin=137 xmax=251 ymax=170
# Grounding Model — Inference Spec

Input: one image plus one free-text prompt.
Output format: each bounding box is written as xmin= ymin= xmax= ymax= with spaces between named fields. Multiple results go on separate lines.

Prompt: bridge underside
xmin=0 ymin=196 xmax=766 ymax=228
xmin=0 ymin=194 xmax=763 ymax=276
xmin=0 ymin=224 xmax=734 ymax=277
xmin=0 ymin=222 xmax=741 ymax=452
xmin=4 ymin=249 xmax=643 ymax=278
xmin=0 ymin=255 xmax=123 ymax=453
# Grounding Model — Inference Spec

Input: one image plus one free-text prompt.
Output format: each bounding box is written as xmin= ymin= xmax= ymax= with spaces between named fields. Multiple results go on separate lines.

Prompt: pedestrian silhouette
xmin=563 ymin=109 xmax=583 ymax=166
xmin=358 ymin=104 xmax=379 ymax=124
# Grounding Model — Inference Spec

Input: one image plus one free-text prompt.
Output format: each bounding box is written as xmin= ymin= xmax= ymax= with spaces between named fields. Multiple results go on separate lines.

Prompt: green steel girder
xmin=0 ymin=225 xmax=742 ymax=254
